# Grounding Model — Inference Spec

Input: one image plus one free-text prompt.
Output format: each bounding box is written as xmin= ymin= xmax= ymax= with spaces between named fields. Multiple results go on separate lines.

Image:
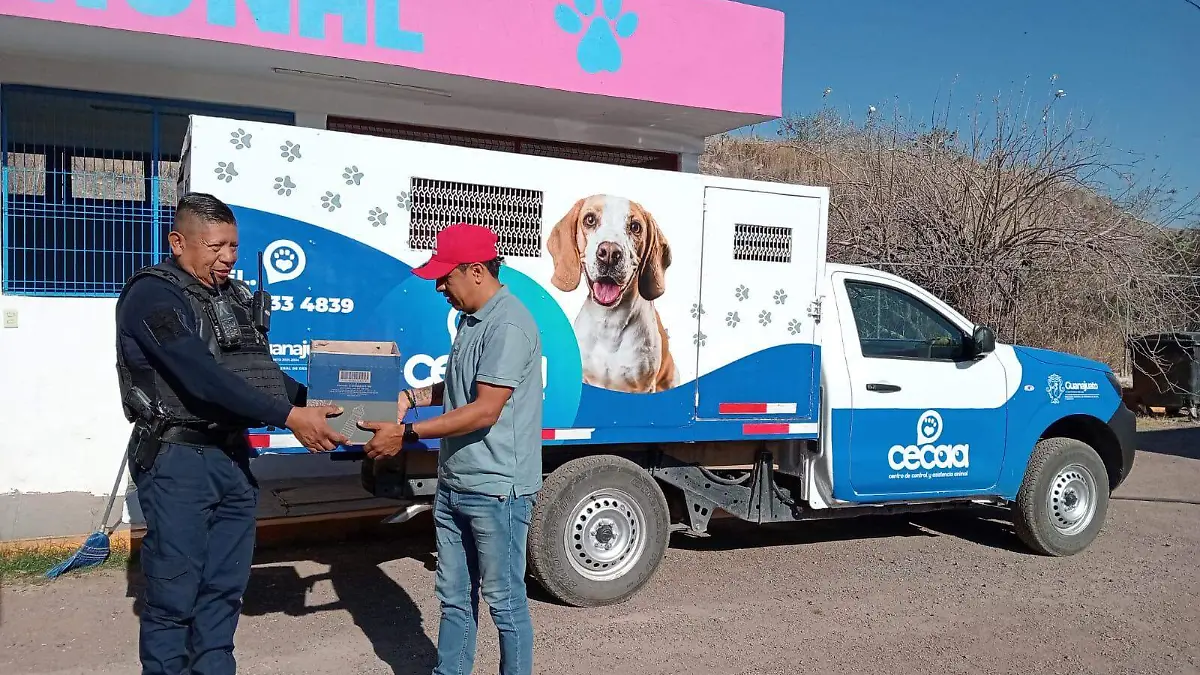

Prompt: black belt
xmin=159 ymin=426 xmax=245 ymax=448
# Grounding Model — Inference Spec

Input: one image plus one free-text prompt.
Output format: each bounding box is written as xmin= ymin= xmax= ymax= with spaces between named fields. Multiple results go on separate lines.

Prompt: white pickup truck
xmin=180 ymin=115 xmax=1137 ymax=608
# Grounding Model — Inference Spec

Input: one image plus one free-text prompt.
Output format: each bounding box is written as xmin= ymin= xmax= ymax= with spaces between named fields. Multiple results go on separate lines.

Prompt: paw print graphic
xmin=368 ymin=207 xmax=388 ymax=228
xmin=554 ymin=0 xmax=639 ymax=74
xmin=320 ymin=191 xmax=342 ymax=212
xmin=787 ymin=319 xmax=803 ymax=335
xmin=229 ymin=129 xmax=252 ymax=150
xmin=213 ymin=162 xmax=238 ymax=183
xmin=396 ymin=191 xmax=412 ymax=210
xmin=272 ymin=247 xmax=297 ymax=273
xmin=758 ymin=310 xmax=772 ymax=326
xmin=280 ymin=141 xmax=302 ymax=162
xmin=690 ymin=303 xmax=704 ymax=319
xmin=735 ymin=285 xmax=750 ymax=301
xmin=693 ymin=331 xmax=708 ymax=347
xmin=774 ymin=289 xmax=788 ymax=305
xmin=725 ymin=311 xmax=740 ymax=328
xmin=343 ymin=166 xmax=364 ymax=186
xmin=273 ymin=176 xmax=296 ymax=196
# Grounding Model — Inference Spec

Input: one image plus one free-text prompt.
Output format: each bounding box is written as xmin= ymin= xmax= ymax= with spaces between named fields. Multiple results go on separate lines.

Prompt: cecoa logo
xmin=887 ymin=410 xmax=970 ymax=480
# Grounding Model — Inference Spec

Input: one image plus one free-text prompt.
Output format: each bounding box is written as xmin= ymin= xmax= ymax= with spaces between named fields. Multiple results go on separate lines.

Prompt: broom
xmin=44 ymin=450 xmax=129 ymax=579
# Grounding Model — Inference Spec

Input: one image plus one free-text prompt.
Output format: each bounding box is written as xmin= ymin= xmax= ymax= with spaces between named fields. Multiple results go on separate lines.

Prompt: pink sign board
xmin=5 ymin=0 xmax=784 ymax=117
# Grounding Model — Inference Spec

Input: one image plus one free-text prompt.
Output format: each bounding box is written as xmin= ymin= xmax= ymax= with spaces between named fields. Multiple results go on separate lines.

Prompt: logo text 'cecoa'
xmin=887 ymin=410 xmax=970 ymax=480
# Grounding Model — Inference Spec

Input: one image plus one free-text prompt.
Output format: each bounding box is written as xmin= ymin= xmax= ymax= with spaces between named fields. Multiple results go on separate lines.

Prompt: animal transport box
xmin=177 ymin=115 xmax=830 ymax=453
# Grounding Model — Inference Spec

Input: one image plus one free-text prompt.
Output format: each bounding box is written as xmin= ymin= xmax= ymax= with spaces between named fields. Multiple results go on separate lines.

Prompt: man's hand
xmin=357 ymin=421 xmax=405 ymax=459
xmin=285 ymin=405 xmax=348 ymax=453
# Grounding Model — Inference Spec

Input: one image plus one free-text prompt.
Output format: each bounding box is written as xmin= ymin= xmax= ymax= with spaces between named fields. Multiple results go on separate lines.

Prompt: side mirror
xmin=970 ymin=325 xmax=996 ymax=357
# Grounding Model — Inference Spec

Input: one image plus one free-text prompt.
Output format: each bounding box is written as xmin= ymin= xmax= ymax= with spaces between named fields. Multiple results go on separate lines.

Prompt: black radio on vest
xmin=250 ymin=250 xmax=271 ymax=335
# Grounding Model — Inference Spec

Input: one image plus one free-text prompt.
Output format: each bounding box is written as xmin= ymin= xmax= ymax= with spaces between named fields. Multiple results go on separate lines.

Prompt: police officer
xmin=115 ymin=192 xmax=347 ymax=675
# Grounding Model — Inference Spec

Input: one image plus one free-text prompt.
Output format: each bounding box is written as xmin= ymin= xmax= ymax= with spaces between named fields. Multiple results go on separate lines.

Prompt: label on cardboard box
xmin=306 ymin=340 xmax=403 ymax=446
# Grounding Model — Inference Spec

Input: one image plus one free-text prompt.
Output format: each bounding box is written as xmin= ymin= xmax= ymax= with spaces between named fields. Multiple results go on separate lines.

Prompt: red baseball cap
xmin=412 ymin=223 xmax=500 ymax=280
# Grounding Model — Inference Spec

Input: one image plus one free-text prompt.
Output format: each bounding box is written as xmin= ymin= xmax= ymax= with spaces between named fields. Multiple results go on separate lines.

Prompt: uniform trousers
xmin=133 ymin=441 xmax=258 ymax=675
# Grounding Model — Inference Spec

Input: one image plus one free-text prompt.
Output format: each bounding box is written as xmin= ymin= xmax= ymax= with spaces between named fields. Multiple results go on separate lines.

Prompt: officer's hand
xmin=357 ymin=421 xmax=404 ymax=460
xmin=285 ymin=405 xmax=348 ymax=453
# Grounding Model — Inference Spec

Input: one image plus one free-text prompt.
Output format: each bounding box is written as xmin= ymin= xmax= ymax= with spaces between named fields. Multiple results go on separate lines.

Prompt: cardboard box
xmin=306 ymin=340 xmax=403 ymax=446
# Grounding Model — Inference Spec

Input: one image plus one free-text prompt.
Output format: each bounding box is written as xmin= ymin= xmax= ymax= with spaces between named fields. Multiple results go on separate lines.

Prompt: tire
xmin=1012 ymin=437 xmax=1110 ymax=556
xmin=527 ymin=455 xmax=671 ymax=608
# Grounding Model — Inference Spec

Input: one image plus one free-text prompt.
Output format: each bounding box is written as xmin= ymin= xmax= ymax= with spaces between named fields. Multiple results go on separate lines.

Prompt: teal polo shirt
xmin=439 ymin=285 xmax=544 ymax=497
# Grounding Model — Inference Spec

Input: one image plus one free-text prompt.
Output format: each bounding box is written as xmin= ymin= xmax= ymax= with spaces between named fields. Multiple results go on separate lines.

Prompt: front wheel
xmin=527 ymin=455 xmax=671 ymax=608
xmin=1012 ymin=437 xmax=1110 ymax=556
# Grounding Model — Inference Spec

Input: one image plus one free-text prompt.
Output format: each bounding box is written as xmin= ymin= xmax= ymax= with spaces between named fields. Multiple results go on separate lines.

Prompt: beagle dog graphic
xmin=548 ymin=194 xmax=678 ymax=394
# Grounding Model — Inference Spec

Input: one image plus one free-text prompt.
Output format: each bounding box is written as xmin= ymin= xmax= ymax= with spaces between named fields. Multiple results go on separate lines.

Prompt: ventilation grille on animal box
xmin=408 ymin=177 xmax=544 ymax=258
xmin=733 ymin=224 xmax=793 ymax=263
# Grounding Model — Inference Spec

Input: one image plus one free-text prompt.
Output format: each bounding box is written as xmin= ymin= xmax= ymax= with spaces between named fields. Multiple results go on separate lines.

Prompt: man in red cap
xmin=359 ymin=222 xmax=543 ymax=675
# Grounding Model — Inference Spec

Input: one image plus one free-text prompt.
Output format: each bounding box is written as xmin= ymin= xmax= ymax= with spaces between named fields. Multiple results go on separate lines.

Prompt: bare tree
xmin=701 ymin=81 xmax=1200 ymax=376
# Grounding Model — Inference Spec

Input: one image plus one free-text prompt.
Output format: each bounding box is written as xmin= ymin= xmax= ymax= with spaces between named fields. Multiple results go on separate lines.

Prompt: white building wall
xmin=0 ymin=53 xmax=707 ymax=517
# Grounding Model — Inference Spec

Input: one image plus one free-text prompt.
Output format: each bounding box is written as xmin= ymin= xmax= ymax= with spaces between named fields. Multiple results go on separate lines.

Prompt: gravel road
xmin=3 ymin=420 xmax=1199 ymax=675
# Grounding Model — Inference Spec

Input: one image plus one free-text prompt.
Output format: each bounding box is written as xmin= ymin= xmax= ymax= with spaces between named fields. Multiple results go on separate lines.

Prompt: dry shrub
xmin=700 ymin=89 xmax=1200 ymax=373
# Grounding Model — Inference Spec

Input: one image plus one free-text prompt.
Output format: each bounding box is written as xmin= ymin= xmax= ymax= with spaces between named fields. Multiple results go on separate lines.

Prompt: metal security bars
xmin=326 ymin=116 xmax=682 ymax=171
xmin=733 ymin=223 xmax=793 ymax=264
xmin=409 ymin=177 xmax=544 ymax=258
xmin=0 ymin=85 xmax=293 ymax=297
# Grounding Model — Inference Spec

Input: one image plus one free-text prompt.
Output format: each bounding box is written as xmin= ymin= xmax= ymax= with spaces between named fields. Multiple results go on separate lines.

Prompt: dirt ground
xmin=2 ymin=420 xmax=1199 ymax=675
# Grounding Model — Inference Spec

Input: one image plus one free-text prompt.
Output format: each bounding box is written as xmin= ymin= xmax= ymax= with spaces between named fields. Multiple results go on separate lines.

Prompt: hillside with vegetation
xmin=699 ymin=90 xmax=1200 ymax=375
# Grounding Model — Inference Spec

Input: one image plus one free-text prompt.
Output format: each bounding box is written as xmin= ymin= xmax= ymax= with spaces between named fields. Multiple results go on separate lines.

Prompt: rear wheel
xmin=1012 ymin=437 xmax=1110 ymax=556
xmin=527 ymin=455 xmax=671 ymax=608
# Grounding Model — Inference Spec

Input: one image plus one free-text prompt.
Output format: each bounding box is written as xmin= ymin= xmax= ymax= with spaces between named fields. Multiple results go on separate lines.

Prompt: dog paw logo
xmin=368 ymin=207 xmax=389 ymax=228
xmin=1046 ymin=373 xmax=1065 ymax=404
xmin=321 ymin=191 xmax=343 ymax=212
xmin=787 ymin=319 xmax=802 ymax=335
xmin=726 ymin=311 xmax=740 ymax=328
xmin=690 ymin=303 xmax=704 ymax=319
xmin=916 ymin=410 xmax=943 ymax=446
xmin=343 ymin=166 xmax=364 ymax=186
xmin=774 ymin=289 xmax=788 ymax=305
xmin=396 ymin=191 xmax=412 ymax=211
xmin=213 ymin=162 xmax=238 ymax=183
xmin=273 ymin=176 xmax=296 ymax=196
xmin=263 ymin=239 xmax=307 ymax=284
xmin=554 ymin=0 xmax=639 ymax=74
xmin=735 ymin=285 xmax=750 ymax=301
xmin=280 ymin=141 xmax=302 ymax=162
xmin=229 ymin=129 xmax=252 ymax=150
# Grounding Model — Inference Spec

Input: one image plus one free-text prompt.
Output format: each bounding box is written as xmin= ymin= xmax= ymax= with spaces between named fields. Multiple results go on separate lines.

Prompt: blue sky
xmin=730 ymin=0 xmax=1199 ymax=224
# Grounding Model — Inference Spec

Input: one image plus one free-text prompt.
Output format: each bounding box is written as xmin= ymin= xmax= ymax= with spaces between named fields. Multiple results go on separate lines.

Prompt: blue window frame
xmin=1 ymin=85 xmax=294 ymax=297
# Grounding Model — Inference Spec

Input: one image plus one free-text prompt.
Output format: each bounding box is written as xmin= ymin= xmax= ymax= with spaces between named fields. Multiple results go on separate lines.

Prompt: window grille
xmin=733 ymin=223 xmax=793 ymax=264
xmin=327 ymin=116 xmax=681 ymax=171
xmin=408 ymin=177 xmax=544 ymax=258
xmin=1 ymin=85 xmax=292 ymax=297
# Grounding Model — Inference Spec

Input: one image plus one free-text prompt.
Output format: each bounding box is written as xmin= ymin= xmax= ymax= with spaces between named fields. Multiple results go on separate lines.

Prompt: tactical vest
xmin=115 ymin=258 xmax=290 ymax=432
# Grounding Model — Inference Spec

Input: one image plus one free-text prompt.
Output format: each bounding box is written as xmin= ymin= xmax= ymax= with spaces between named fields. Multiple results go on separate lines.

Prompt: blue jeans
xmin=133 ymin=442 xmax=258 ymax=675
xmin=433 ymin=482 xmax=536 ymax=675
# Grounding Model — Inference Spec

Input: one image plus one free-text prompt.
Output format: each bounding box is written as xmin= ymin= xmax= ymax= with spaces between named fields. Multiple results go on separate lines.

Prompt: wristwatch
xmin=402 ymin=422 xmax=419 ymax=444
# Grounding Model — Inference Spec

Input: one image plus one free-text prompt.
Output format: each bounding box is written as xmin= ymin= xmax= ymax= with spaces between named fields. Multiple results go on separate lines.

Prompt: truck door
xmin=695 ymin=186 xmax=824 ymax=425
xmin=831 ymin=269 xmax=1010 ymax=500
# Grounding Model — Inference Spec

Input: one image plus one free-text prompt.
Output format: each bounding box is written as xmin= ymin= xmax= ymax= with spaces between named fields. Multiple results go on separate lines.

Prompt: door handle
xmin=866 ymin=382 xmax=901 ymax=393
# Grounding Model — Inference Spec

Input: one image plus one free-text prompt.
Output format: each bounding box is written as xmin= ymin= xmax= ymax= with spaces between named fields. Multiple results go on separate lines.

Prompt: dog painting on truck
xmin=548 ymin=194 xmax=678 ymax=394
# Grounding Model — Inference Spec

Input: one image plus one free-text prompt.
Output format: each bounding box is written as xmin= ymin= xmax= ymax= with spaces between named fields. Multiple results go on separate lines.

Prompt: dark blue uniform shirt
xmin=118 ymin=275 xmax=298 ymax=430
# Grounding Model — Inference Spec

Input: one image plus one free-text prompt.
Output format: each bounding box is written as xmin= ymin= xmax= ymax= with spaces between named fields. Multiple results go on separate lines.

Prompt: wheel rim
xmin=1046 ymin=462 xmax=1099 ymax=536
xmin=563 ymin=488 xmax=647 ymax=582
